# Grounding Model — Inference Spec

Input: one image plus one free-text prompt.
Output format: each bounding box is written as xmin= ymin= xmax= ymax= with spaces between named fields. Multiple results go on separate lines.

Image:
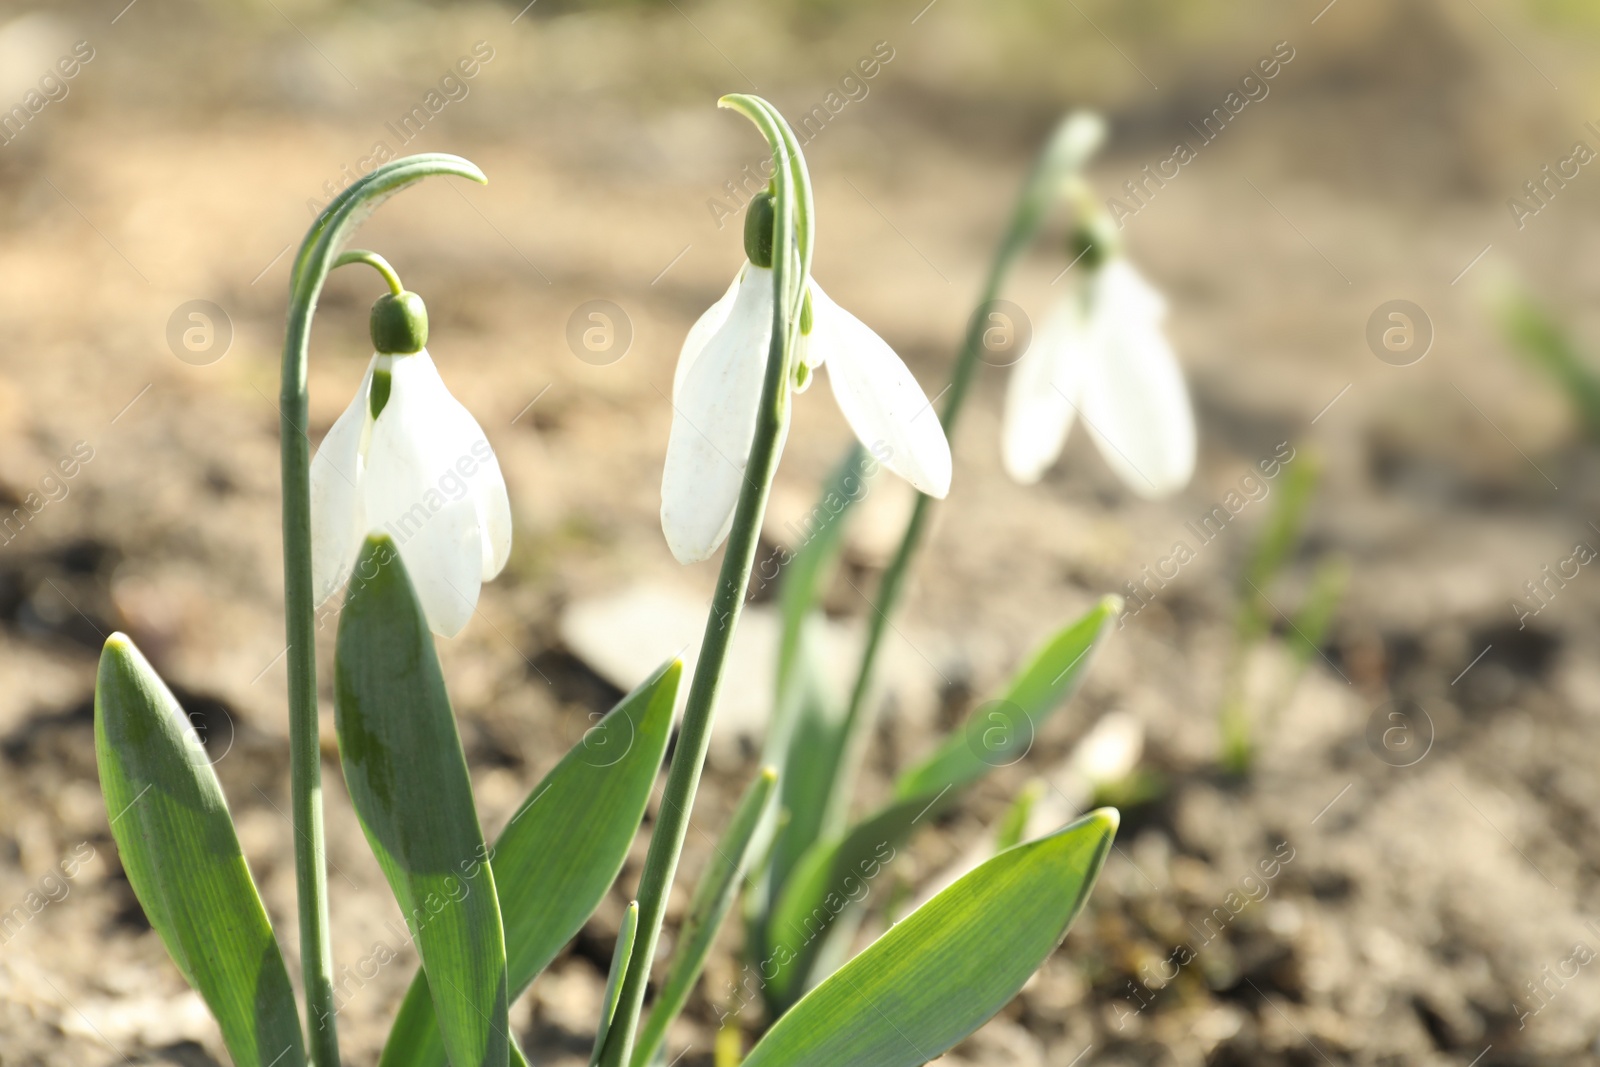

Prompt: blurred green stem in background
xmin=823 ymin=111 xmax=1107 ymax=832
xmin=279 ymin=154 xmax=488 ymax=1065
xmin=1220 ymin=454 xmax=1346 ymax=775
xmin=596 ymin=94 xmax=813 ymax=1067
xmin=1500 ymin=287 xmax=1600 ymax=440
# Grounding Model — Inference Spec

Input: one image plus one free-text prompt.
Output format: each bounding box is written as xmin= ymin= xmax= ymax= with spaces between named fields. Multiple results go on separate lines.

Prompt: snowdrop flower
xmin=662 ymin=193 xmax=952 ymax=564
xmin=310 ymin=289 xmax=512 ymax=637
xmin=1002 ymin=240 xmax=1195 ymax=498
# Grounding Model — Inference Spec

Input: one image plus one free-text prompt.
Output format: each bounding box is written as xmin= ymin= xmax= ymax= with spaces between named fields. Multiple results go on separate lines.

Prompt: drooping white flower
xmin=1002 ymin=257 xmax=1195 ymax=498
xmin=661 ymin=260 xmax=952 ymax=564
xmin=310 ymin=294 xmax=511 ymax=637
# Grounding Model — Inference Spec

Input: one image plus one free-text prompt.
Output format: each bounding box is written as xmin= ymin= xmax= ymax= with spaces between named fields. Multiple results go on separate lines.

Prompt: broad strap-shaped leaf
xmin=336 ymin=536 xmax=509 ymax=1067
xmin=94 ymin=635 xmax=306 ymax=1067
xmin=592 ymin=901 xmax=640 ymax=1066
xmin=744 ymin=811 xmax=1118 ymax=1067
xmin=380 ymin=658 xmax=681 ymax=1067
xmin=634 ymin=766 xmax=778 ymax=1067
xmin=762 ymin=597 xmax=1119 ymax=1009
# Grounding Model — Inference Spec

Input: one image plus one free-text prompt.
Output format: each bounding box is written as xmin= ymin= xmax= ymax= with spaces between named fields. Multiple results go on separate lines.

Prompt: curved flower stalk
xmin=278 ymin=156 xmax=488 ymax=1067
xmin=817 ymin=112 xmax=1109 ymax=833
xmin=1002 ymin=230 xmax=1196 ymax=497
xmin=661 ymin=194 xmax=952 ymax=564
xmin=594 ymin=94 xmax=813 ymax=1067
xmin=309 ymin=255 xmax=512 ymax=637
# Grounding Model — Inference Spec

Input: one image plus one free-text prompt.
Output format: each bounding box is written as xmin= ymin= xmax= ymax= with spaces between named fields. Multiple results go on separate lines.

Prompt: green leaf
xmin=592 ymin=901 xmax=640 ymax=1066
xmin=380 ymin=655 xmax=681 ymax=1067
xmin=1287 ymin=556 xmax=1348 ymax=669
xmin=773 ymin=444 xmax=868 ymax=706
xmin=634 ymin=766 xmax=778 ymax=1067
xmin=895 ymin=595 xmax=1120 ymax=801
xmin=758 ymin=446 xmax=870 ymax=904
xmin=758 ymin=624 xmax=848 ymax=923
xmin=94 ymin=635 xmax=305 ymax=1067
xmin=335 ymin=536 xmax=509 ymax=1067
xmin=747 ymin=447 xmax=871 ymax=952
xmin=1502 ymin=288 xmax=1600 ymax=439
xmin=762 ymin=596 xmax=1118 ymax=1010
xmin=743 ymin=811 xmax=1117 ymax=1067
xmin=1238 ymin=454 xmax=1320 ymax=645
xmin=994 ymin=779 xmax=1046 ymax=853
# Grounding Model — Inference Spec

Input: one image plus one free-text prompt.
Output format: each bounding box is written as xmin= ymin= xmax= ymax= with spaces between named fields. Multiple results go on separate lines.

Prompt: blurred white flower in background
xmin=1003 ymin=255 xmax=1195 ymax=498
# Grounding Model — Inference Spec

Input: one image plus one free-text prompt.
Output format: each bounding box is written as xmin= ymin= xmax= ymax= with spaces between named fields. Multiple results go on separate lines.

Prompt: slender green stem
xmin=278 ymin=155 xmax=486 ymax=1066
xmin=824 ymin=112 xmax=1107 ymax=833
xmin=333 ymin=249 xmax=406 ymax=295
xmin=598 ymin=95 xmax=811 ymax=1067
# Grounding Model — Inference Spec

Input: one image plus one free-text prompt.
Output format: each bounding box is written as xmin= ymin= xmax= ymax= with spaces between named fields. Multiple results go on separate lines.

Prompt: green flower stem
xmin=598 ymin=95 xmax=811 ymax=1067
xmin=824 ymin=113 xmax=1106 ymax=832
xmin=278 ymin=155 xmax=486 ymax=1066
xmin=333 ymin=249 xmax=406 ymax=295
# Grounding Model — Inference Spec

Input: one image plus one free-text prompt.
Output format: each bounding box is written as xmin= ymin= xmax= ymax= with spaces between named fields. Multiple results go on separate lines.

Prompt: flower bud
xmin=1068 ymin=213 xmax=1121 ymax=273
xmin=370 ymin=290 xmax=429 ymax=356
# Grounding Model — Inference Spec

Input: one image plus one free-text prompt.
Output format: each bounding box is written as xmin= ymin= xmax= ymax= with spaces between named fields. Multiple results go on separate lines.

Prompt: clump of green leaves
xmin=93 ymin=114 xmax=1122 ymax=1067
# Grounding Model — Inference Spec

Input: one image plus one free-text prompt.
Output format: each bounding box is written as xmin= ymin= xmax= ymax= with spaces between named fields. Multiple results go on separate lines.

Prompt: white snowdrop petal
xmin=1081 ymin=307 xmax=1196 ymax=500
xmin=1097 ymin=257 xmax=1167 ymax=324
xmin=362 ymin=350 xmax=486 ymax=636
xmin=471 ymin=456 xmax=513 ymax=581
xmin=661 ymin=267 xmax=775 ymax=564
xmin=673 ymin=267 xmax=745 ymax=400
xmin=813 ymin=283 xmax=952 ymax=499
xmin=309 ymin=358 xmax=375 ymax=606
xmin=1001 ymin=297 xmax=1092 ymax=485
xmin=399 ymin=352 xmax=515 ymax=581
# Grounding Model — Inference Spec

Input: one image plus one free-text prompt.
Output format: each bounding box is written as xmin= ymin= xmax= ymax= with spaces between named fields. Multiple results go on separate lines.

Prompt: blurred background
xmin=3 ymin=0 xmax=1600 ymax=1063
